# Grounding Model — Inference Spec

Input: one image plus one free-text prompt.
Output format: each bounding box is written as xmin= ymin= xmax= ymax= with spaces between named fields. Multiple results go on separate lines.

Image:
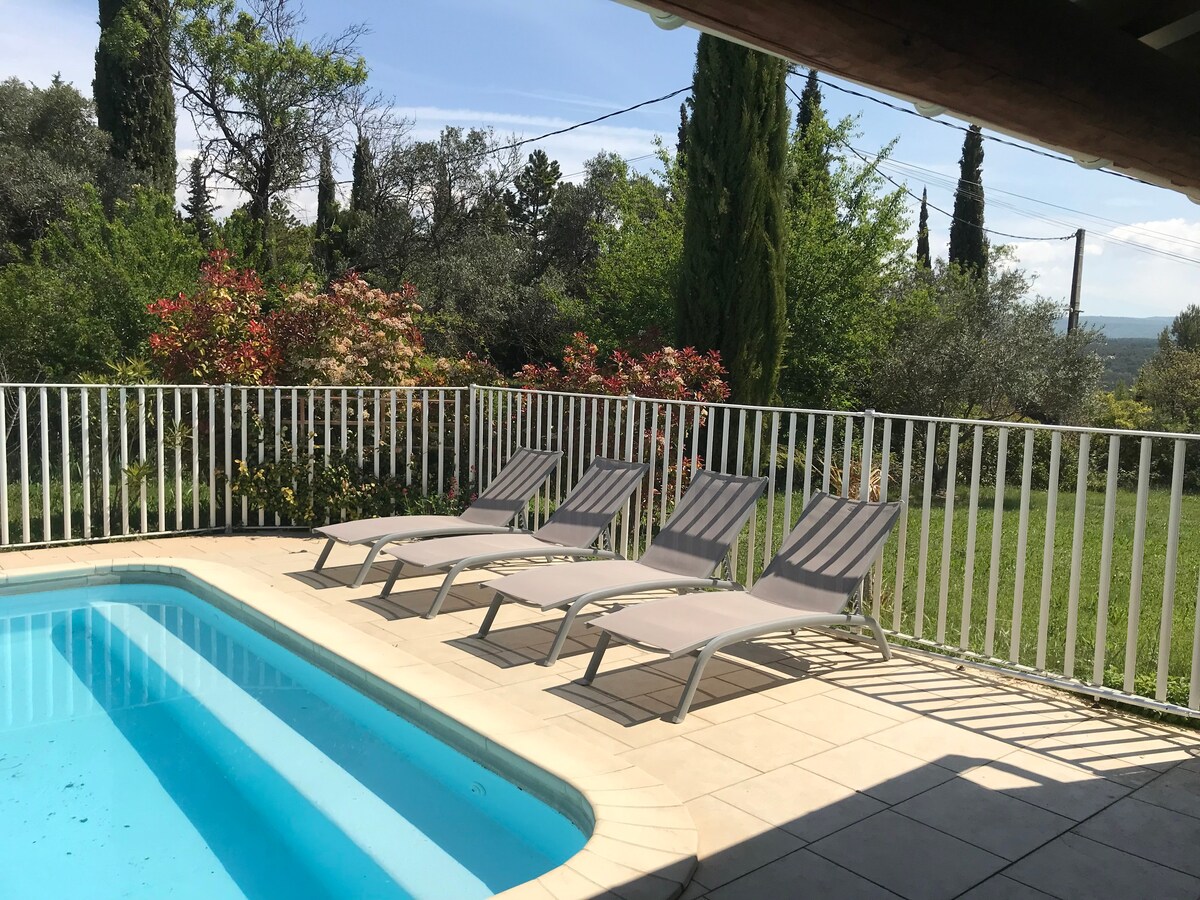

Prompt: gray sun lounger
xmin=311 ymin=446 xmax=561 ymax=587
xmin=582 ymin=492 xmax=904 ymax=723
xmin=477 ymin=469 xmax=768 ymax=666
xmin=380 ymin=457 xmax=649 ymax=618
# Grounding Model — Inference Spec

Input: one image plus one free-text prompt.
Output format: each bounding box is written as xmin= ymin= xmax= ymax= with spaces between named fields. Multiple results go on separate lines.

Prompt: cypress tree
xmin=349 ymin=135 xmax=377 ymax=214
xmin=677 ymin=35 xmax=790 ymax=405
xmin=94 ymin=0 xmax=176 ymax=193
xmin=676 ymin=100 xmax=690 ymax=170
xmin=182 ymin=157 xmax=214 ymax=247
xmin=948 ymin=125 xmax=987 ymax=274
xmin=916 ymin=187 xmax=932 ymax=268
xmin=795 ymin=68 xmax=822 ymax=136
xmin=314 ymin=140 xmax=338 ymax=274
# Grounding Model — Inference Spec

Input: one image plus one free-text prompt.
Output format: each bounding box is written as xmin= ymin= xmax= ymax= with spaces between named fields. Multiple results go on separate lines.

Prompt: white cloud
xmin=1003 ymin=218 xmax=1200 ymax=316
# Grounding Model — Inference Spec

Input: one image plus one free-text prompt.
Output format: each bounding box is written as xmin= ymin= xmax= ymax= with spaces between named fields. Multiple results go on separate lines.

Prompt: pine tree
xmin=94 ymin=0 xmax=176 ymax=193
xmin=182 ymin=157 xmax=214 ymax=247
xmin=314 ymin=140 xmax=338 ymax=274
xmin=506 ymin=149 xmax=561 ymax=245
xmin=916 ymin=187 xmax=932 ymax=268
xmin=795 ymin=68 xmax=822 ymax=136
xmin=349 ymin=135 xmax=377 ymax=214
xmin=948 ymin=125 xmax=987 ymax=274
xmin=677 ymin=35 xmax=790 ymax=405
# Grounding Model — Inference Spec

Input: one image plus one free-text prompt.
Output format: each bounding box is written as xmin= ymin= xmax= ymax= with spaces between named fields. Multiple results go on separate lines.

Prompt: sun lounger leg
xmin=425 ymin=560 xmax=472 ymax=619
xmin=351 ymin=541 xmax=388 ymax=588
xmin=476 ymin=593 xmax=505 ymax=638
xmin=380 ymin=560 xmax=404 ymax=599
xmin=542 ymin=596 xmax=594 ymax=666
xmin=313 ymin=538 xmax=334 ymax=572
xmin=580 ymin=632 xmax=611 ymax=685
xmin=671 ymin=646 xmax=720 ymax=724
xmin=864 ymin=615 xmax=893 ymax=660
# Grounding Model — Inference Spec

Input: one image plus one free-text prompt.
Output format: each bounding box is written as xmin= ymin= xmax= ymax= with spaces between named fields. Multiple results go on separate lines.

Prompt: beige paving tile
xmin=797 ymin=739 xmax=956 ymax=805
xmin=959 ymin=748 xmax=1134 ymax=820
xmin=866 ymin=714 xmax=1019 ymax=772
xmin=685 ymin=689 xmax=783 ymax=726
xmin=893 ymin=776 xmax=1073 ymax=860
xmin=544 ymin=713 xmax=638 ymax=757
xmin=714 ymin=764 xmax=886 ymax=842
xmin=1074 ymin=796 xmax=1200 ymax=876
xmin=1034 ymin=721 xmax=1200 ymax=778
xmin=684 ymin=796 xmax=804 ymax=889
xmin=685 ymin=715 xmax=833 ymax=772
xmin=1129 ymin=761 xmax=1200 ymax=819
xmin=760 ymin=692 xmax=900 ymax=744
xmin=571 ymin=704 xmax=710 ymax=749
xmin=809 ymin=810 xmax=1005 ymax=900
xmin=927 ymin=697 xmax=1099 ymax=746
xmin=707 ymin=848 xmax=901 ymax=900
xmin=957 ymin=875 xmax=1058 ymax=900
xmin=1005 ymin=832 xmax=1200 ymax=900
xmin=626 ymin=738 xmax=758 ymax=802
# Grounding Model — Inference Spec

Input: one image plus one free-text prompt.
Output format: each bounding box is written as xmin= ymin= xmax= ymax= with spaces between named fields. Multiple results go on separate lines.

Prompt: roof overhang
xmin=617 ymin=0 xmax=1200 ymax=201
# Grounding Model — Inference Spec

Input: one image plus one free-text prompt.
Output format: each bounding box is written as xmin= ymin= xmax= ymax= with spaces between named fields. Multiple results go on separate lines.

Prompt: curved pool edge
xmin=0 ymin=557 xmax=699 ymax=900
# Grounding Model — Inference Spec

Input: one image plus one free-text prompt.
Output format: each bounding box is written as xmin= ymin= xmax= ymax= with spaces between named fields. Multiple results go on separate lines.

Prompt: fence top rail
xmin=0 ymin=382 xmax=472 ymax=393
xmin=8 ymin=378 xmax=1199 ymax=443
xmin=873 ymin=410 xmax=1200 ymax=443
xmin=471 ymin=384 xmax=863 ymax=419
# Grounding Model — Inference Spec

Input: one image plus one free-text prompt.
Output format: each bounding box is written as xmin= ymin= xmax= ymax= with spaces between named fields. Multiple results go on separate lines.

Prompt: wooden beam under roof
xmin=624 ymin=0 xmax=1200 ymax=197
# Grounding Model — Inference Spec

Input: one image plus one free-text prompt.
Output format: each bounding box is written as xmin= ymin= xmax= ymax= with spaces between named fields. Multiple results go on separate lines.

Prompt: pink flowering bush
xmin=516 ymin=333 xmax=732 ymax=520
xmin=269 ymin=277 xmax=427 ymax=386
xmin=516 ymin=333 xmax=729 ymax=402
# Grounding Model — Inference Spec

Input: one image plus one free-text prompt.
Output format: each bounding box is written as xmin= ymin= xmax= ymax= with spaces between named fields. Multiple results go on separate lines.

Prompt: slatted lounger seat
xmin=582 ymin=493 xmax=904 ymax=723
xmin=310 ymin=447 xmax=562 ymax=586
xmin=478 ymin=469 xmax=767 ymax=666
xmin=380 ymin=457 xmax=649 ymax=619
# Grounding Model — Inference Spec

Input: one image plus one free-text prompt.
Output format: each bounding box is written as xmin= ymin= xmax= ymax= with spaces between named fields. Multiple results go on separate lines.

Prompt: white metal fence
xmin=3 ymin=381 xmax=1200 ymax=719
xmin=0 ymin=384 xmax=469 ymax=545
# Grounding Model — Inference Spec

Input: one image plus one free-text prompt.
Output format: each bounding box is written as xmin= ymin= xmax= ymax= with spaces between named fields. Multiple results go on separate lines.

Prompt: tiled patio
xmin=6 ymin=533 xmax=1200 ymax=900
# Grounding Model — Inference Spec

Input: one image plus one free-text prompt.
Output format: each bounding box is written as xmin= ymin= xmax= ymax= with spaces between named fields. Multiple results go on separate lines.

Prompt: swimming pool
xmin=0 ymin=574 xmax=589 ymax=899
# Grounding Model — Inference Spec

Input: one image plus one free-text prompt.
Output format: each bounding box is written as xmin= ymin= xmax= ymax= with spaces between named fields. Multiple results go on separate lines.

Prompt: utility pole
xmin=1066 ymin=228 xmax=1085 ymax=333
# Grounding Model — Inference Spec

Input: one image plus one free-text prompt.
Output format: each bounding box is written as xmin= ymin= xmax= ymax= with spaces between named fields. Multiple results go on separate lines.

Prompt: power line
xmin=800 ymin=71 xmax=1150 ymax=187
xmin=487 ymin=87 xmax=691 ymax=157
xmin=872 ymin=154 xmax=1200 ymax=253
xmin=785 ymin=82 xmax=1075 ymax=243
xmin=856 ymin=152 xmax=1200 ymax=266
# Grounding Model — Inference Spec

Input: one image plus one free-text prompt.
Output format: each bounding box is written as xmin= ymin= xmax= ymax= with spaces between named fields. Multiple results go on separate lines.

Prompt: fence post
xmin=860 ymin=409 xmax=875 ymax=501
xmin=624 ymin=394 xmax=637 ymax=461
xmin=223 ymin=384 xmax=233 ymax=534
xmin=467 ymin=384 xmax=477 ymax=488
xmin=855 ymin=408 xmax=876 ymax=614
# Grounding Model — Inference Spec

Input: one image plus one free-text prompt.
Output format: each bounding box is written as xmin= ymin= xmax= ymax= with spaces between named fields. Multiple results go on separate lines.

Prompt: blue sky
xmin=3 ymin=0 xmax=1199 ymax=317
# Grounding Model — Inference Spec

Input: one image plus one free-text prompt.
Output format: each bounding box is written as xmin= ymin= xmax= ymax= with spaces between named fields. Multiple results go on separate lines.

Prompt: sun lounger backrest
xmin=459 ymin=447 xmax=563 ymax=525
xmin=638 ymin=470 xmax=767 ymax=577
xmin=749 ymin=493 xmax=903 ymax=613
xmin=533 ymin=457 xmax=648 ymax=548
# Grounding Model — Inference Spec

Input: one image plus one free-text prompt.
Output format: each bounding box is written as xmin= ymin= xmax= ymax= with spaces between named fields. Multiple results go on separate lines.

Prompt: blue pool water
xmin=0 ymin=579 xmax=588 ymax=898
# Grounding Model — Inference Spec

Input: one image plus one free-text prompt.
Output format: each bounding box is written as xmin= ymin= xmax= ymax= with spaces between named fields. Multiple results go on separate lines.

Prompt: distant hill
xmin=1098 ymin=338 xmax=1157 ymax=388
xmin=1056 ymin=315 xmax=1173 ymax=339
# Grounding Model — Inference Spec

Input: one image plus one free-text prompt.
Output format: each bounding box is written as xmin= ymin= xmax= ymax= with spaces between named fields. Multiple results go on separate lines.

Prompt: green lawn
xmin=730 ymin=484 xmax=1200 ymax=702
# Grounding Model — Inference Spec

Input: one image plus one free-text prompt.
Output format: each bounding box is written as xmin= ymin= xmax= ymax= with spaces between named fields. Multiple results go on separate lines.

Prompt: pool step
xmin=92 ymin=602 xmax=490 ymax=900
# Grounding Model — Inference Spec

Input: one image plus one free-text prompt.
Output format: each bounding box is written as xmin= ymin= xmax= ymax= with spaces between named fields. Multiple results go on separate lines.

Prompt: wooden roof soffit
xmin=620 ymin=0 xmax=1200 ymax=199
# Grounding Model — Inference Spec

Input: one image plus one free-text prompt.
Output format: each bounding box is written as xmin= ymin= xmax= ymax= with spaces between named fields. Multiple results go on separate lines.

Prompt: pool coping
xmin=0 ymin=557 xmax=699 ymax=900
